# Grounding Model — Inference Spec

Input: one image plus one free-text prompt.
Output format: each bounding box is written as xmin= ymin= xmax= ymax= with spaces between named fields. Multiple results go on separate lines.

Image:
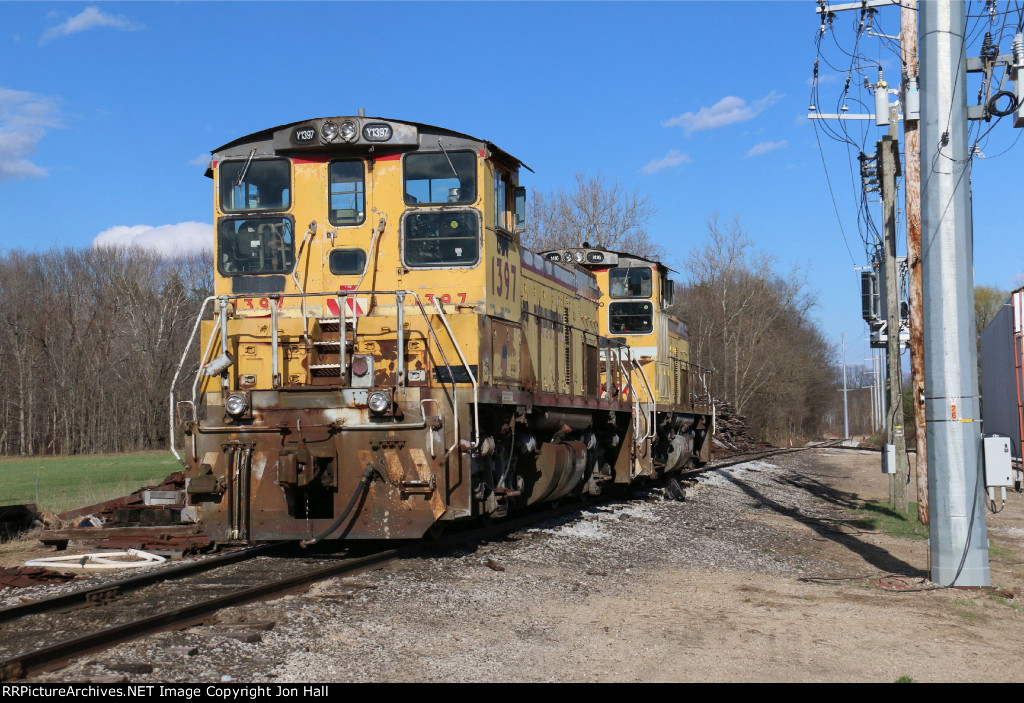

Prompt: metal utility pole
xmin=842 ymin=332 xmax=850 ymax=441
xmin=878 ymin=134 xmax=908 ymax=511
xmin=901 ymin=0 xmax=929 ymax=526
xmin=872 ymin=349 xmax=882 ymax=432
xmin=919 ymin=0 xmax=989 ymax=586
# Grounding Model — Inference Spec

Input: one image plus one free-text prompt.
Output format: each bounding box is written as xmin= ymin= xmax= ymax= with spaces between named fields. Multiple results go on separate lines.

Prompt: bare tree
xmin=523 ymin=172 xmax=663 ymax=260
xmin=0 ymin=246 xmax=212 ymax=456
xmin=676 ymin=214 xmax=836 ymax=444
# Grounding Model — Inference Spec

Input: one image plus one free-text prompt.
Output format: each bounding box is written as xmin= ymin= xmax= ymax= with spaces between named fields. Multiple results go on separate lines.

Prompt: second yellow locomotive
xmin=171 ymin=116 xmax=712 ymax=544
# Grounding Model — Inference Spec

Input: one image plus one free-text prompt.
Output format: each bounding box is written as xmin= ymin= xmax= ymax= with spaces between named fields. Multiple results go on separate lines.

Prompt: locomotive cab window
xmin=219 ymin=158 xmax=290 ymax=212
xmin=403 ymin=211 xmax=479 ymax=267
xmin=609 ymin=301 xmax=653 ymax=335
xmin=218 ymin=217 xmax=295 ymax=275
xmin=609 ymin=267 xmax=652 ymax=298
xmin=329 ymin=160 xmax=365 ymax=225
xmin=494 ymin=169 xmax=509 ymax=231
xmin=329 ymin=248 xmax=367 ymax=276
xmin=404 ymin=151 xmax=476 ymax=205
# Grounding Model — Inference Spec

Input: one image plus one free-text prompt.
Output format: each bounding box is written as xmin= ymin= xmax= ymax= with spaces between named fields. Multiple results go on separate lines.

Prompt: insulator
xmin=1012 ymin=33 xmax=1023 ymax=65
xmin=981 ymin=31 xmax=999 ymax=60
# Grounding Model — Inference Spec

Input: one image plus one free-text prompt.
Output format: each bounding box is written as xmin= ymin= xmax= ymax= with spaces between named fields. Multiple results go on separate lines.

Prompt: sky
xmin=2 ymin=0 xmax=1022 ymax=372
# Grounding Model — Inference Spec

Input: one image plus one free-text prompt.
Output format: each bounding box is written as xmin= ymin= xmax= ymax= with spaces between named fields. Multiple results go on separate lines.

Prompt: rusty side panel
xmin=490 ymin=319 xmax=521 ymax=386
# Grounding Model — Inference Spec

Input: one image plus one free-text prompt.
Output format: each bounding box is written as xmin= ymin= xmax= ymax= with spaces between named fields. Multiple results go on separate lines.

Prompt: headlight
xmin=368 ymin=390 xmax=392 ymax=415
xmin=340 ymin=120 xmax=358 ymax=142
xmin=321 ymin=121 xmax=339 ymax=142
xmin=225 ymin=393 xmax=249 ymax=417
xmin=574 ymin=250 xmax=584 ymax=263
xmin=562 ymin=250 xmax=572 ymax=263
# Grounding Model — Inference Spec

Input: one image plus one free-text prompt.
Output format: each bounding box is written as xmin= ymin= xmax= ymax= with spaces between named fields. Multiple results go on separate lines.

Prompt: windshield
xmin=609 ymin=301 xmax=653 ymax=335
xmin=218 ymin=218 xmax=295 ymax=275
xmin=403 ymin=211 xmax=479 ymax=267
xmin=609 ymin=268 xmax=652 ymax=299
xmin=404 ymin=151 xmax=476 ymax=205
xmin=220 ymin=158 xmax=291 ymax=212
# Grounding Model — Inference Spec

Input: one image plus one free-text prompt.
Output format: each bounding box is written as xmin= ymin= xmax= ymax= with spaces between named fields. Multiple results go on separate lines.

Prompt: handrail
xmin=429 ymin=297 xmax=479 ymax=452
xmin=169 ymin=295 xmax=216 ymax=463
xmin=625 ymin=347 xmax=657 ymax=441
xmin=408 ymin=294 xmax=460 ymax=456
xmin=169 ymin=288 xmax=471 ymax=460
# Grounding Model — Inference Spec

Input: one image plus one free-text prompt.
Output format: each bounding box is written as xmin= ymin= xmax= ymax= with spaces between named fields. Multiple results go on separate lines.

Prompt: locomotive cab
xmin=540 ymin=246 xmax=713 ymax=470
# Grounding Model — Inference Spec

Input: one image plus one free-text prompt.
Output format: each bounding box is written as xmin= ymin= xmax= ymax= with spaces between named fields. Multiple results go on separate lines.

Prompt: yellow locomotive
xmin=171 ymin=116 xmax=712 ymax=544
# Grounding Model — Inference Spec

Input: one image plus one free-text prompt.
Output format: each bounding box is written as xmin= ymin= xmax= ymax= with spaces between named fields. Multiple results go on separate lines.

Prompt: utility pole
xmin=919 ymin=0 xmax=989 ymax=586
xmin=878 ymin=133 xmax=908 ymax=511
xmin=842 ymin=332 xmax=850 ymax=442
xmin=901 ymin=0 xmax=929 ymax=526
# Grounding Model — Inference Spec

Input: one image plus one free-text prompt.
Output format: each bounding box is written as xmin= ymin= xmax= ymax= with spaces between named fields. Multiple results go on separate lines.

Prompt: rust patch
xmin=409 ymin=447 xmax=446 ymax=519
xmin=382 ymin=450 xmax=405 ymax=485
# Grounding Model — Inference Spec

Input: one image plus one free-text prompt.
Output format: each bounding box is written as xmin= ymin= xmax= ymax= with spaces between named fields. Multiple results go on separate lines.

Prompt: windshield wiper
xmin=437 ymin=139 xmax=460 ymax=180
xmin=235 ymin=148 xmax=257 ymax=187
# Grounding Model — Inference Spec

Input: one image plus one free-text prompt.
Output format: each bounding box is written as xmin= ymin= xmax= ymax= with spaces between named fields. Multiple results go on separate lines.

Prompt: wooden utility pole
xmin=879 ymin=134 xmax=909 ymax=512
xmin=901 ymin=0 xmax=929 ymax=525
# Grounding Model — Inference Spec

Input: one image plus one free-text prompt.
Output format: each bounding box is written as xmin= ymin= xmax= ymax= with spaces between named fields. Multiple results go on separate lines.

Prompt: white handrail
xmin=169 ymin=295 xmax=215 ymax=463
xmin=431 ymin=297 xmax=479 ymax=452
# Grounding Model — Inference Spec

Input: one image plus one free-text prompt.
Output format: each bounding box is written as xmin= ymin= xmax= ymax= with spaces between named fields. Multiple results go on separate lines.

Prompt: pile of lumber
xmin=711 ymin=400 xmax=771 ymax=455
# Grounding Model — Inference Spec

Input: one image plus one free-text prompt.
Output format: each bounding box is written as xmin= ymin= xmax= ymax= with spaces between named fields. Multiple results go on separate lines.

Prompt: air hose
xmin=300 ymin=464 xmax=375 ymax=547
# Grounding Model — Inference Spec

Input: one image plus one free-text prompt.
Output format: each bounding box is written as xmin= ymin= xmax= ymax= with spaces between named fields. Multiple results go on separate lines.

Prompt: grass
xmin=851 ymin=500 xmax=929 ymax=541
xmin=989 ymin=543 xmax=1012 ymax=561
xmin=951 ymin=597 xmax=990 ymax=624
xmin=895 ymin=675 xmax=917 ymax=683
xmin=0 ymin=451 xmax=180 ymax=514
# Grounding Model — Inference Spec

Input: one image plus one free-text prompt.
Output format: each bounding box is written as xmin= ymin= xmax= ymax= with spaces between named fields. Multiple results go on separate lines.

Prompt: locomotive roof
xmin=538 ymin=246 xmax=676 ymax=274
xmin=209 ymin=116 xmax=529 ymax=172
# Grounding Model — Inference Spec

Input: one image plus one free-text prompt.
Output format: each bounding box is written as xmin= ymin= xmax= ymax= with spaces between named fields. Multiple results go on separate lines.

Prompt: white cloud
xmin=640 ymin=150 xmax=691 ymax=174
xmin=188 ymin=154 xmax=211 ymax=167
xmin=0 ymin=87 xmax=60 ymax=181
xmin=664 ymin=91 xmax=784 ymax=134
xmin=93 ymin=222 xmax=212 ymax=254
xmin=41 ymin=7 xmax=143 ymax=44
xmin=746 ymin=140 xmax=788 ymax=158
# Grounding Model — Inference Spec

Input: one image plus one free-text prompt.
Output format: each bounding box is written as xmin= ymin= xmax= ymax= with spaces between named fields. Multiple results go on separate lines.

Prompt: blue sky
xmin=2 ymin=1 xmax=1021 ymax=370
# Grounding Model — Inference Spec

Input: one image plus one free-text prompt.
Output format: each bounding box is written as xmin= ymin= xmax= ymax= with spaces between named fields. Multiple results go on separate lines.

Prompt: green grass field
xmin=0 ymin=451 xmax=181 ymax=514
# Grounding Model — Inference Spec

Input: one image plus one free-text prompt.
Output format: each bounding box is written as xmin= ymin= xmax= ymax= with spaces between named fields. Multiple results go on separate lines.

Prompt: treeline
xmin=675 ymin=216 xmax=839 ymax=445
xmin=0 ymin=247 xmax=212 ymax=456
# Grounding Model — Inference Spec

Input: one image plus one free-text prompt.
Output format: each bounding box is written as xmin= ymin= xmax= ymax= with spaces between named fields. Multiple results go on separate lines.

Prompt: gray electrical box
xmin=983 ymin=435 xmax=1013 ymax=487
xmin=882 ymin=444 xmax=897 ymax=475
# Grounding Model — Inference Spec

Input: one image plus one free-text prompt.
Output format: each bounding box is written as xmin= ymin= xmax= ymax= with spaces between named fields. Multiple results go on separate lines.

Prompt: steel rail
xmin=688 ymin=440 xmax=845 ymax=475
xmin=0 ymin=545 xmax=413 ymax=681
xmin=0 ymin=543 xmax=282 ymax=624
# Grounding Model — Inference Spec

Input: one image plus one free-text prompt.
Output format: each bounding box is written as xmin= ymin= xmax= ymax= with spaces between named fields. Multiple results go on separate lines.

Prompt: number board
xmin=362 ymin=123 xmax=393 ymax=142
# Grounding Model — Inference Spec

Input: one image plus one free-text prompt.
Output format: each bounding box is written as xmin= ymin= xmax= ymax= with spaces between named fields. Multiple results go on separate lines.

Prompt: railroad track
xmin=0 ymin=542 xmax=411 ymax=681
xmin=0 ymin=496 xmax=602 ymax=681
xmin=1 ymin=442 xmax=840 ymax=681
xmin=694 ymin=439 xmax=845 ymax=474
